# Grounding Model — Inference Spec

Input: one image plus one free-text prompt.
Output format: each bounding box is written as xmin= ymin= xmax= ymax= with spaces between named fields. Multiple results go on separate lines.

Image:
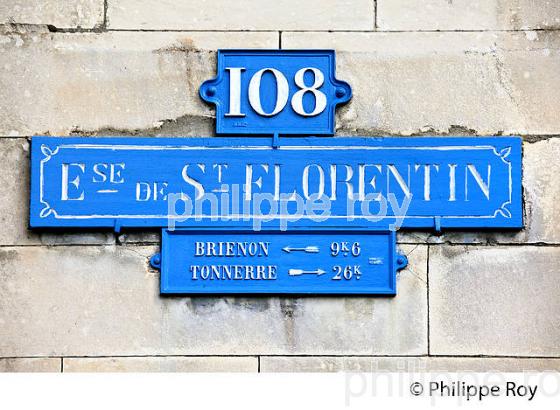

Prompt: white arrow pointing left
xmin=282 ymin=246 xmax=320 ymax=253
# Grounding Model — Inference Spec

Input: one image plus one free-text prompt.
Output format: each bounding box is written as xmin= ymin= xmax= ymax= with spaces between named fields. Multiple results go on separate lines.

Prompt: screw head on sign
xmin=150 ymin=253 xmax=161 ymax=269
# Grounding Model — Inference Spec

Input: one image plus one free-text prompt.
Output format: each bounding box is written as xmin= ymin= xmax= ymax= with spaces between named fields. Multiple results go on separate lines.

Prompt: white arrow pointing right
xmin=288 ymin=268 xmax=326 ymax=276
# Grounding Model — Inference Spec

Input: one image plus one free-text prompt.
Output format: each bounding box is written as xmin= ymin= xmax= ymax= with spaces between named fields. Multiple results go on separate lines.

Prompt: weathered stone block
xmin=0 ymin=31 xmax=277 ymax=136
xmin=0 ymin=138 xmax=114 ymax=245
xmin=429 ymin=245 xmax=560 ymax=356
xmin=117 ymin=231 xmax=160 ymax=245
xmin=63 ymin=356 xmax=257 ymax=372
xmin=282 ymin=31 xmax=560 ymax=136
xmin=0 ymin=358 xmax=60 ymax=372
xmin=0 ymin=1 xmax=104 ymax=29
xmin=0 ymin=244 xmax=427 ymax=356
xmin=518 ymin=139 xmax=560 ymax=243
xmin=108 ymin=0 xmax=374 ymax=30
xmin=5 ymin=30 xmax=558 ymax=137
xmin=261 ymin=356 xmax=560 ymax=372
xmin=378 ymin=0 xmax=560 ymax=31
xmin=422 ymin=357 xmax=560 ymax=372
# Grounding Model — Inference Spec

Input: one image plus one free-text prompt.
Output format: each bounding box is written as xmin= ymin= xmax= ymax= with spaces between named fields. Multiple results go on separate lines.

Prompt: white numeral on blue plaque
xmin=248 ymin=68 xmax=289 ymax=117
xmin=225 ymin=67 xmax=245 ymax=117
xmin=226 ymin=66 xmax=327 ymax=118
xmin=292 ymin=67 xmax=327 ymax=116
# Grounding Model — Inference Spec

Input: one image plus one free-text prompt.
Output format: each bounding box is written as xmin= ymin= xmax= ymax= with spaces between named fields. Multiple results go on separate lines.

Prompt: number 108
xmin=225 ymin=67 xmax=327 ymax=118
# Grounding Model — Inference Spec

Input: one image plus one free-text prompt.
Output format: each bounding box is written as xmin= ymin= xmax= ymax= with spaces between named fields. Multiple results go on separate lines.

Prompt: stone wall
xmin=0 ymin=0 xmax=559 ymax=372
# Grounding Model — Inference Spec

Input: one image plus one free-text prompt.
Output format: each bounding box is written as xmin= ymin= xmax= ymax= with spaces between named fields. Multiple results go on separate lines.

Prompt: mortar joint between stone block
xmin=103 ymin=0 xmax=109 ymax=30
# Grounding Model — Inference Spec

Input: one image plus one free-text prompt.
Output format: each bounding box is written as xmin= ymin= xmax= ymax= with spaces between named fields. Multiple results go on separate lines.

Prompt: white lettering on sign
xmin=135 ymin=182 xmax=168 ymax=201
xmin=181 ymin=164 xmax=205 ymax=200
xmin=190 ymin=264 xmax=278 ymax=281
xmin=448 ymin=164 xmax=457 ymax=201
xmin=61 ymin=163 xmax=85 ymax=201
xmin=194 ymin=241 xmax=270 ymax=257
xmin=176 ymin=162 xmax=493 ymax=203
xmin=59 ymin=160 xmax=494 ymax=205
xmin=92 ymin=163 xmax=126 ymax=184
xmin=190 ymin=241 xmax=277 ymax=281
xmin=61 ymin=162 xmax=128 ymax=201
xmin=466 ymin=164 xmax=491 ymax=200
xmin=414 ymin=164 xmax=440 ymax=201
xmin=226 ymin=67 xmax=327 ymax=118
xmin=302 ymin=164 xmax=325 ymax=199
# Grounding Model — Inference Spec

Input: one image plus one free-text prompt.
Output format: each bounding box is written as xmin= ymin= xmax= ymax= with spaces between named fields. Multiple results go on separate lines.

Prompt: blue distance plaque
xmin=155 ymin=229 xmax=406 ymax=295
xmin=199 ymin=50 xmax=352 ymax=135
xmin=30 ymin=136 xmax=522 ymax=230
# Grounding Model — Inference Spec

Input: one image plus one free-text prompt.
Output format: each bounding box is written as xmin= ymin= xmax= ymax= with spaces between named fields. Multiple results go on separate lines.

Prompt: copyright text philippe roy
xmin=409 ymin=381 xmax=538 ymax=401
xmin=344 ymin=372 xmax=560 ymax=406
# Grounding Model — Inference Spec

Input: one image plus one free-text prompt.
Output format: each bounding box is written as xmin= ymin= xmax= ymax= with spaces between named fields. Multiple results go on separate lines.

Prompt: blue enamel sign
xmin=29 ymin=49 xmax=524 ymax=296
xmin=155 ymin=229 xmax=406 ymax=295
xmin=30 ymin=136 xmax=522 ymax=230
xmin=199 ymin=50 xmax=351 ymax=135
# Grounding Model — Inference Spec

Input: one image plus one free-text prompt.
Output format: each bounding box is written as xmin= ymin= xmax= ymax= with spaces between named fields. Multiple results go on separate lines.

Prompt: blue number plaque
xmin=199 ymin=50 xmax=352 ymax=135
xmin=155 ymin=229 xmax=406 ymax=295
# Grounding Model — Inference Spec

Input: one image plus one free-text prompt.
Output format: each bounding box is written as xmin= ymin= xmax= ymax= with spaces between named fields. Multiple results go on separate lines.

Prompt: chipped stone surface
xmin=261 ymin=356 xmax=560 ymax=372
xmin=378 ymin=0 xmax=560 ymax=31
xmin=0 ymin=358 xmax=60 ymax=372
xmin=429 ymin=245 xmax=560 ymax=356
xmin=0 ymin=245 xmax=426 ymax=357
xmin=0 ymin=138 xmax=114 ymax=245
xmin=0 ymin=1 xmax=104 ymax=29
xmin=0 ymin=31 xmax=277 ymax=136
xmin=519 ymin=139 xmax=560 ymax=243
xmin=117 ymin=230 xmax=160 ymax=245
xmin=63 ymin=356 xmax=257 ymax=372
xmin=108 ymin=0 xmax=374 ymax=31
xmin=283 ymin=31 xmax=560 ymax=136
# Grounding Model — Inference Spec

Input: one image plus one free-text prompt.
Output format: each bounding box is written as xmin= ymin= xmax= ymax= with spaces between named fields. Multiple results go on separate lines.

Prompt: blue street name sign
xmin=30 ymin=136 xmax=522 ymax=230
xmin=154 ymin=229 xmax=406 ymax=295
xmin=199 ymin=50 xmax=352 ymax=135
